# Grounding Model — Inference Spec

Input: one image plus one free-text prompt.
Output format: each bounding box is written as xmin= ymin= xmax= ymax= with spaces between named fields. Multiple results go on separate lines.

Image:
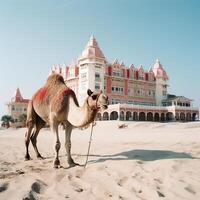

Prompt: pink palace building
xmin=49 ymin=36 xmax=199 ymax=122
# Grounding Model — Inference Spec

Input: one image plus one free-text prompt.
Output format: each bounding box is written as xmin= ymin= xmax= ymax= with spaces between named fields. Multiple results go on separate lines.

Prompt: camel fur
xmin=25 ymin=73 xmax=109 ymax=168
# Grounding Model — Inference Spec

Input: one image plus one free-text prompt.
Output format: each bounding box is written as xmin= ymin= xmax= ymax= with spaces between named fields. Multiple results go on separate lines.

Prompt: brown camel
xmin=25 ymin=73 xmax=109 ymax=168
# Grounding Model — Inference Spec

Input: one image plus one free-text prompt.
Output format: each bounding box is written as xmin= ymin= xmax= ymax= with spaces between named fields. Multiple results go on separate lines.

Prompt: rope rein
xmin=84 ymin=121 xmax=95 ymax=168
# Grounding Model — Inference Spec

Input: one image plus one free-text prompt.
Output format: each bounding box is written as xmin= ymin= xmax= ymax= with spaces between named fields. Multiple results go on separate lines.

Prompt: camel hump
xmin=46 ymin=73 xmax=65 ymax=86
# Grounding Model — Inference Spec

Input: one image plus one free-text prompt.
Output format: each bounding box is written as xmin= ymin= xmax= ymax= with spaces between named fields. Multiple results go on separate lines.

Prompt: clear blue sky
xmin=0 ymin=0 xmax=200 ymax=117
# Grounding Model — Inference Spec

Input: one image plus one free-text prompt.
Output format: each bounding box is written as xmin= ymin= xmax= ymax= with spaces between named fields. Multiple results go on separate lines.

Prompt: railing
xmin=107 ymin=104 xmax=199 ymax=112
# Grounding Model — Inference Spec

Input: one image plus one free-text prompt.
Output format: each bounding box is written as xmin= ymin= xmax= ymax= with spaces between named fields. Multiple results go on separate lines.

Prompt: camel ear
xmin=87 ymin=89 xmax=93 ymax=96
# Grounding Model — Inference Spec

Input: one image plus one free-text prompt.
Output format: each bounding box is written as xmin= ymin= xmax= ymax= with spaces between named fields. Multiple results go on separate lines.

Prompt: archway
xmin=154 ymin=113 xmax=160 ymax=122
xmin=139 ymin=112 xmax=145 ymax=121
xmin=110 ymin=111 xmax=118 ymax=120
xmin=180 ymin=113 xmax=185 ymax=122
xmin=192 ymin=113 xmax=197 ymax=121
xmin=147 ymin=112 xmax=153 ymax=121
xmin=103 ymin=112 xmax=109 ymax=120
xmin=175 ymin=113 xmax=180 ymax=121
xmin=186 ymin=113 xmax=191 ymax=121
xmin=120 ymin=111 xmax=124 ymax=121
xmin=133 ymin=112 xmax=138 ymax=121
xmin=126 ymin=111 xmax=132 ymax=121
xmin=96 ymin=113 xmax=101 ymax=121
xmin=166 ymin=112 xmax=173 ymax=121
xmin=161 ymin=113 xmax=165 ymax=122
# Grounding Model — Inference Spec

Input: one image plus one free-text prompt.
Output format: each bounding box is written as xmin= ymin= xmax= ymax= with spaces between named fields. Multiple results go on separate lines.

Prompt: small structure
xmin=7 ymin=88 xmax=29 ymax=123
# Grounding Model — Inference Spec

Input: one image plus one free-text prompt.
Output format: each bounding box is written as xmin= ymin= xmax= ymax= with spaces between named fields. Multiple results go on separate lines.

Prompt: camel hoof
xmin=54 ymin=164 xmax=62 ymax=169
xmin=53 ymin=159 xmax=61 ymax=169
xmin=68 ymin=161 xmax=79 ymax=168
xmin=37 ymin=155 xmax=45 ymax=160
xmin=25 ymin=155 xmax=31 ymax=161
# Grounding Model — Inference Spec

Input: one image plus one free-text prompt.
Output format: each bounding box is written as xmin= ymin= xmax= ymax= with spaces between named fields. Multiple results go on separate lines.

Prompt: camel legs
xmin=65 ymin=123 xmax=77 ymax=167
xmin=30 ymin=120 xmax=45 ymax=159
xmin=25 ymin=122 xmax=34 ymax=160
xmin=50 ymin=118 xmax=61 ymax=168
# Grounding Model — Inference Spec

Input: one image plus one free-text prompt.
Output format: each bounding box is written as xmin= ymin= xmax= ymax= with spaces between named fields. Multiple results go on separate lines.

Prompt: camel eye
xmin=92 ymin=95 xmax=97 ymax=100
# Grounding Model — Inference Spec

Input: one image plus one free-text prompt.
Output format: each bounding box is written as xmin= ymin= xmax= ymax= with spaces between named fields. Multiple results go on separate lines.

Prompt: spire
xmin=153 ymin=58 xmax=162 ymax=69
xmin=12 ymin=87 xmax=23 ymax=102
xmin=138 ymin=64 xmax=144 ymax=71
xmin=79 ymin=35 xmax=106 ymax=60
xmin=120 ymin=61 xmax=125 ymax=66
xmin=112 ymin=58 xmax=119 ymax=65
xmin=149 ymin=66 xmax=153 ymax=72
xmin=129 ymin=64 xmax=135 ymax=69
xmin=152 ymin=59 xmax=169 ymax=80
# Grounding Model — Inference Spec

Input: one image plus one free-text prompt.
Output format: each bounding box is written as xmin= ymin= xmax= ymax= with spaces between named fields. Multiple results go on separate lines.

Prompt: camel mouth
xmin=101 ymin=105 xmax=108 ymax=110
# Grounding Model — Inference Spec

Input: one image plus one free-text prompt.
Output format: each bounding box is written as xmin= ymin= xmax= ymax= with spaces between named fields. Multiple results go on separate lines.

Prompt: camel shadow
xmin=87 ymin=149 xmax=195 ymax=164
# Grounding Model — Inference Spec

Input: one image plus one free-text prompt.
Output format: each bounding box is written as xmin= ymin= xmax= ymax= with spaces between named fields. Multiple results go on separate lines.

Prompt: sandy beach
xmin=0 ymin=121 xmax=200 ymax=200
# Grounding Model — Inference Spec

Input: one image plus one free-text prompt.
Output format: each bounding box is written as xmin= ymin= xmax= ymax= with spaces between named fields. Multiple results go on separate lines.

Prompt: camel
xmin=25 ymin=73 xmax=109 ymax=168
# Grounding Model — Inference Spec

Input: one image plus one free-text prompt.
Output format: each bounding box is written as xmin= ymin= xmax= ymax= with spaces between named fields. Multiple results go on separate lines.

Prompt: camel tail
xmin=26 ymin=100 xmax=36 ymax=127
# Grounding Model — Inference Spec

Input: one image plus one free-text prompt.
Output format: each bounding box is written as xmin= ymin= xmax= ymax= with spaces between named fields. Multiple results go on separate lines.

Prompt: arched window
xmin=126 ymin=111 xmax=132 ymax=121
xmin=154 ymin=113 xmax=160 ymax=122
xmin=139 ymin=112 xmax=145 ymax=121
xmin=147 ymin=112 xmax=153 ymax=121
xmin=110 ymin=111 xmax=118 ymax=120
xmin=103 ymin=112 xmax=109 ymax=120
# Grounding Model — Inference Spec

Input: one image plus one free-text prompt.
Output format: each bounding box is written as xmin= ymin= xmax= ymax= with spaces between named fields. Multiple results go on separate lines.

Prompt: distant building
xmin=47 ymin=36 xmax=198 ymax=122
xmin=7 ymin=88 xmax=29 ymax=122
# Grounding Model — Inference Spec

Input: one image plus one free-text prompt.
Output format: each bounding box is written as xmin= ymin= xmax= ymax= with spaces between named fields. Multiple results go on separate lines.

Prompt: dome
xmin=79 ymin=35 xmax=106 ymax=60
xmin=152 ymin=59 xmax=168 ymax=80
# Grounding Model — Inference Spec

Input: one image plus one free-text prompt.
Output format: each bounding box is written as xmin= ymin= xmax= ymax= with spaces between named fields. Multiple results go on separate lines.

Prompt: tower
xmin=11 ymin=87 xmax=23 ymax=102
xmin=77 ymin=35 xmax=107 ymax=105
xmin=153 ymin=59 xmax=169 ymax=106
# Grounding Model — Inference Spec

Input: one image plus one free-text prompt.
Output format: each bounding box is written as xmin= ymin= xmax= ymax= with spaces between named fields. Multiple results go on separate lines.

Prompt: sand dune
xmin=0 ymin=121 xmax=200 ymax=200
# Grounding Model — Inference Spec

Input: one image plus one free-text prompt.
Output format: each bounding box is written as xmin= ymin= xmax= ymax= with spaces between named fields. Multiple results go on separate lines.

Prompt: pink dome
xmin=153 ymin=59 xmax=168 ymax=80
xmin=79 ymin=35 xmax=106 ymax=60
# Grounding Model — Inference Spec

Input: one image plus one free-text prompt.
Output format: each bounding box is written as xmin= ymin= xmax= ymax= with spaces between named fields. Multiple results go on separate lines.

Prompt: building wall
xmin=7 ymin=102 xmax=28 ymax=122
xmin=48 ymin=36 xmax=199 ymax=122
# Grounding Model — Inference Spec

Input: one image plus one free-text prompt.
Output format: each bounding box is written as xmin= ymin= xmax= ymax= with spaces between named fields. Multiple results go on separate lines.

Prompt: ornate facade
xmin=7 ymin=88 xmax=29 ymax=122
xmin=49 ymin=36 xmax=199 ymax=122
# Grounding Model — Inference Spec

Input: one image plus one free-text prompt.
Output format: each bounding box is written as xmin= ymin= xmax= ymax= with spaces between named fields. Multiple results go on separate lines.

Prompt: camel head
xmin=87 ymin=89 xmax=109 ymax=111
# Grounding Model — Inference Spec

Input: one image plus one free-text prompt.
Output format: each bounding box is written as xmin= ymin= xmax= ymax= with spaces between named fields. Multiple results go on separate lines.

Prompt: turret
xmin=11 ymin=87 xmax=23 ymax=102
xmin=77 ymin=35 xmax=107 ymax=105
xmin=152 ymin=59 xmax=169 ymax=106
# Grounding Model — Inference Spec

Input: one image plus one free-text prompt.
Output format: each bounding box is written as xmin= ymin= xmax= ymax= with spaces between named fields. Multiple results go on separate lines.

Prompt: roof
xmin=79 ymin=35 xmax=106 ymax=60
xmin=152 ymin=59 xmax=168 ymax=80
xmin=11 ymin=88 xmax=29 ymax=103
xmin=162 ymin=94 xmax=193 ymax=102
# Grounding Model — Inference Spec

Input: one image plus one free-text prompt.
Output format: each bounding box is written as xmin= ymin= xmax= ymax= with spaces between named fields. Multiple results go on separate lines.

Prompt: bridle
xmin=87 ymin=93 xmax=102 ymax=111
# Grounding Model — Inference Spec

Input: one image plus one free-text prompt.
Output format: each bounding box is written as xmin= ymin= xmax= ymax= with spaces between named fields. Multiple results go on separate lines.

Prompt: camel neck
xmin=67 ymin=96 xmax=96 ymax=127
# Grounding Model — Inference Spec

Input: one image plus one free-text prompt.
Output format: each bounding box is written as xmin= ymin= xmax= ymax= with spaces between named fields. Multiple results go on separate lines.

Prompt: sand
xmin=0 ymin=121 xmax=200 ymax=200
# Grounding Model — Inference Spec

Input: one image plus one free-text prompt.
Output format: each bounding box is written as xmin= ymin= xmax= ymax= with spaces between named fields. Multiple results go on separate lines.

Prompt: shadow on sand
xmin=83 ymin=149 xmax=195 ymax=164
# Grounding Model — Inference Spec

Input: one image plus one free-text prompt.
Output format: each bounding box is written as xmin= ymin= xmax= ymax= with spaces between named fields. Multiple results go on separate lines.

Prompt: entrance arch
xmin=103 ymin=112 xmax=109 ymax=120
xmin=147 ymin=112 xmax=153 ymax=121
xmin=110 ymin=111 xmax=118 ymax=120
xmin=180 ymin=113 xmax=185 ymax=121
xmin=161 ymin=113 xmax=165 ymax=122
xmin=166 ymin=112 xmax=173 ymax=121
xmin=186 ymin=113 xmax=191 ymax=121
xmin=133 ymin=112 xmax=138 ymax=121
xmin=154 ymin=113 xmax=160 ymax=122
xmin=139 ymin=112 xmax=145 ymax=121
xmin=96 ymin=113 xmax=101 ymax=121
xmin=126 ymin=111 xmax=132 ymax=121
xmin=192 ymin=113 xmax=197 ymax=121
